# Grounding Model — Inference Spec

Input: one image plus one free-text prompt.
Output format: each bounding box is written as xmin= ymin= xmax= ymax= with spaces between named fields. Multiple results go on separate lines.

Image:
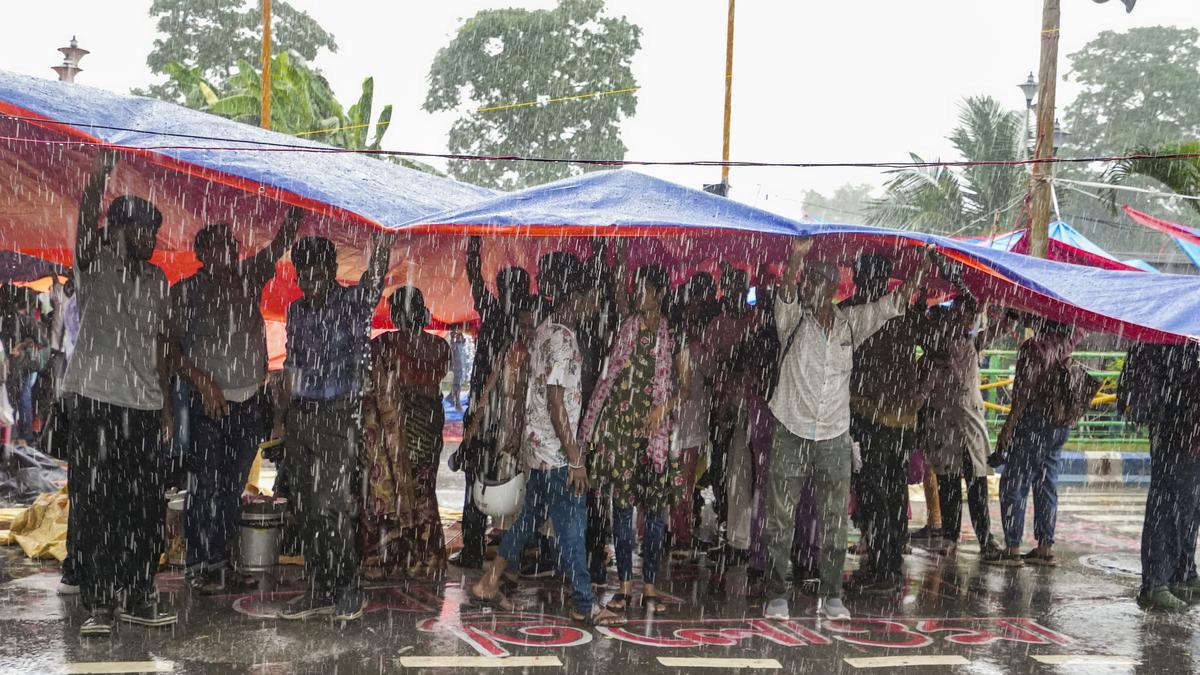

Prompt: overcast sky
xmin=2 ymin=1 xmax=1195 ymax=221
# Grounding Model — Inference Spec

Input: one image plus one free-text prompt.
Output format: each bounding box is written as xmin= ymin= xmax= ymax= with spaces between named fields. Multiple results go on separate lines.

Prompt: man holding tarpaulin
xmin=763 ymin=237 xmax=934 ymax=621
xmin=273 ymin=229 xmax=392 ymax=622
xmin=168 ymin=207 xmax=301 ymax=594
xmin=63 ymin=150 xmax=176 ymax=636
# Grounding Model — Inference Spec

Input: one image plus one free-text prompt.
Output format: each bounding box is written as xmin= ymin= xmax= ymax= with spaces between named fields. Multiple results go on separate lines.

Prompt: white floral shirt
xmin=523 ymin=320 xmax=584 ymax=469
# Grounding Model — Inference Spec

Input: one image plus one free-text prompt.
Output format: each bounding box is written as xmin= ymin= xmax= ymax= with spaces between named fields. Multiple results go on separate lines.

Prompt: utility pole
xmin=260 ymin=0 xmax=272 ymax=129
xmin=718 ymin=0 xmax=736 ymax=196
xmin=1027 ymin=0 xmax=1059 ymax=259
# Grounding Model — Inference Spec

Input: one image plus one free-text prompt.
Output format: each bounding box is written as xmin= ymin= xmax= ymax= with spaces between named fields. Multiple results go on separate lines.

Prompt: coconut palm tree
xmin=866 ymin=96 xmax=1028 ymax=235
xmin=1105 ymin=141 xmax=1200 ymax=216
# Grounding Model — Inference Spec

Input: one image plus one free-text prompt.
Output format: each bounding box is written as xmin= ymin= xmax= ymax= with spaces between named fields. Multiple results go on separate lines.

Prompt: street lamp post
xmin=52 ymin=36 xmax=88 ymax=83
xmin=1018 ymin=72 xmax=1037 ymax=162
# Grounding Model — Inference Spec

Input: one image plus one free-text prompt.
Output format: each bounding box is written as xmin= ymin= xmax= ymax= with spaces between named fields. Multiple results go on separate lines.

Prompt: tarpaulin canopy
xmin=408 ymin=170 xmax=1200 ymax=343
xmin=1122 ymin=205 xmax=1200 ymax=271
xmin=2 ymin=72 xmax=1198 ymax=344
xmin=0 ymin=69 xmax=495 ymax=324
xmin=964 ymin=221 xmax=1153 ymax=273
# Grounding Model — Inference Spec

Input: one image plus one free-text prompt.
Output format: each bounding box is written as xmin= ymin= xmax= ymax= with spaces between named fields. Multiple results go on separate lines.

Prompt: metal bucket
xmin=165 ymin=495 xmax=186 ymax=567
xmin=238 ymin=499 xmax=287 ymax=572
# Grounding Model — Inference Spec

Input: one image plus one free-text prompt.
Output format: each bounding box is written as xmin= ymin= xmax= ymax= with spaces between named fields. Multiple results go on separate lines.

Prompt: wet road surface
xmin=2 ymin=487 xmax=1197 ymax=674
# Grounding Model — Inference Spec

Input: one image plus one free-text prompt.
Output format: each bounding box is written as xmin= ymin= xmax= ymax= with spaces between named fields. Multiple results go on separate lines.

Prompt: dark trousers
xmin=851 ymin=415 xmax=911 ymax=579
xmin=184 ymin=392 xmax=265 ymax=574
xmin=708 ymin=402 xmax=739 ymax=528
xmin=460 ymin=474 xmax=488 ymax=563
xmin=68 ymin=395 xmax=163 ymax=610
xmin=1141 ymin=441 xmax=1200 ymax=593
xmin=937 ymin=453 xmax=992 ymax=548
xmin=586 ymin=492 xmax=611 ymax=579
xmin=284 ymin=397 xmax=361 ymax=602
xmin=63 ymin=465 xmax=80 ymax=582
xmin=613 ymin=506 xmax=667 ymax=585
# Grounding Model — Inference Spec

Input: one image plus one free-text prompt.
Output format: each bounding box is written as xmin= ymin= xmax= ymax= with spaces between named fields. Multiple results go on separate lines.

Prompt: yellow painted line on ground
xmin=398 ymin=656 xmax=562 ymax=668
xmin=656 ymin=657 xmax=782 ymax=669
xmin=64 ymin=663 xmax=175 ymax=674
xmin=844 ymin=655 xmax=970 ymax=669
xmin=1031 ymin=655 xmax=1139 ymax=665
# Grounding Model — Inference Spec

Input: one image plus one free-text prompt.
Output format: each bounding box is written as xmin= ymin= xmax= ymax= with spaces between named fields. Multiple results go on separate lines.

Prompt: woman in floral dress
xmin=580 ymin=261 xmax=689 ymax=612
xmin=360 ymin=287 xmax=450 ymax=579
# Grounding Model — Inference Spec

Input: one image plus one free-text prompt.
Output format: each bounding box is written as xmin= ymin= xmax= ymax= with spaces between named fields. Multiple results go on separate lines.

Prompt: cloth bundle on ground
xmin=0 ymin=486 xmax=68 ymax=560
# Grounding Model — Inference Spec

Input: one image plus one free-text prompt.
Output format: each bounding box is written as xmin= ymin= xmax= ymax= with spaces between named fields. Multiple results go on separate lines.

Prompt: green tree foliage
xmin=866 ymin=97 xmax=1027 ymax=235
xmin=800 ymin=184 xmax=875 ymax=223
xmin=1106 ymin=141 xmax=1200 ymax=216
xmin=423 ymin=0 xmax=641 ymax=190
xmin=1062 ymin=26 xmax=1200 ymax=158
xmin=162 ymin=53 xmax=441 ymax=175
xmin=195 ymin=52 xmax=344 ymax=137
xmin=142 ymin=0 xmax=337 ymax=102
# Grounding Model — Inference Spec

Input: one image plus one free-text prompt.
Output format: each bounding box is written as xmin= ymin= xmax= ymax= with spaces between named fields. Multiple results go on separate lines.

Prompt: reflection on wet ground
xmin=2 ymin=487 xmax=1197 ymax=674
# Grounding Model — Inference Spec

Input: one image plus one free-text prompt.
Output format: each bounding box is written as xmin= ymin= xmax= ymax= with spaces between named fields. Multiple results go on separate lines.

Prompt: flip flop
xmin=606 ymin=593 xmax=631 ymax=612
xmin=467 ymin=585 xmax=516 ymax=611
xmin=640 ymin=594 xmax=671 ymax=614
xmin=572 ymin=606 xmax=627 ymax=627
xmin=981 ymin=550 xmax=1025 ymax=567
xmin=1022 ymin=550 xmax=1058 ymax=567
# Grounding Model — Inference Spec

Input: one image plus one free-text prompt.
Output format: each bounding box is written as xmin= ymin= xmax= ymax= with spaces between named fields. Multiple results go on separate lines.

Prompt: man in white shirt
xmin=470 ymin=263 xmax=625 ymax=627
xmin=763 ymin=237 xmax=934 ymax=621
xmin=62 ymin=150 xmax=176 ymax=636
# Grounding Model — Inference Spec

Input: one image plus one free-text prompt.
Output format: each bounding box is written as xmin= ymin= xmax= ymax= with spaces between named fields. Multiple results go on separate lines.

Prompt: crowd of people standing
xmin=22 ymin=149 xmax=1200 ymax=638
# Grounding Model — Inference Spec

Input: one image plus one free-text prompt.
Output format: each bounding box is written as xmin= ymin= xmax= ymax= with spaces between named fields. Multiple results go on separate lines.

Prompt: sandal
xmin=467 ymin=583 xmax=516 ymax=611
xmin=1022 ymin=549 xmax=1058 ymax=567
xmin=640 ymin=594 xmax=670 ymax=614
xmin=981 ymin=549 xmax=1025 ymax=567
xmin=572 ymin=606 xmax=627 ymax=627
xmin=606 ymin=593 xmax=631 ymax=612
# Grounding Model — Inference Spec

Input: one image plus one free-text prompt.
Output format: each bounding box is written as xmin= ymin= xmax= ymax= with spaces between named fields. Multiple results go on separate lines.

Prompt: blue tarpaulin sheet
xmin=411 ymin=170 xmax=1200 ymax=342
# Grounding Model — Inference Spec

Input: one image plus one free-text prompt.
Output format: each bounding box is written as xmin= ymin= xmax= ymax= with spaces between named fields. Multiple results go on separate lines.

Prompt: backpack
xmin=1046 ymin=358 xmax=1102 ymax=428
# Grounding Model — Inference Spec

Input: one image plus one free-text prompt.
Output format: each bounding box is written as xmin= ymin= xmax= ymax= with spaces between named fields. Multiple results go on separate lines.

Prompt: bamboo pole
xmin=720 ymin=0 xmax=735 ymax=189
xmin=260 ymin=0 xmax=272 ymax=130
xmin=1028 ymin=0 xmax=1060 ymax=259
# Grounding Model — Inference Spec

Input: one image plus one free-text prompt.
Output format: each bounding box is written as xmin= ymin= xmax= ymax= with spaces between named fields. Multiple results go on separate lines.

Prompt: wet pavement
xmin=2 ymin=486 xmax=1198 ymax=674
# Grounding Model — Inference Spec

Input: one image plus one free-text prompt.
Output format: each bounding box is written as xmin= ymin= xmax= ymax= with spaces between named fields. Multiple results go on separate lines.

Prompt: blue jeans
xmin=498 ymin=467 xmax=594 ymax=615
xmin=185 ymin=393 xmax=265 ymax=573
xmin=612 ymin=505 xmax=666 ymax=585
xmin=1140 ymin=438 xmax=1200 ymax=593
xmin=999 ymin=414 xmax=1069 ymax=547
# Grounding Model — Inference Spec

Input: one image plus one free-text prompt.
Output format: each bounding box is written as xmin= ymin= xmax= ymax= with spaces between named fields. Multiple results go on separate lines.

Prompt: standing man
xmin=1120 ymin=343 xmax=1200 ymax=611
xmin=63 ymin=150 xmax=176 ymax=635
xmin=453 ymin=236 xmax=534 ymax=569
xmin=987 ymin=319 xmax=1082 ymax=568
xmin=448 ymin=324 xmax=470 ymax=413
xmin=845 ymin=253 xmax=932 ymax=595
xmin=470 ymin=262 xmax=624 ymax=627
xmin=763 ymin=239 xmax=933 ymax=621
xmin=920 ymin=293 xmax=1012 ymax=557
xmin=274 ymin=230 xmax=392 ymax=621
xmin=705 ymin=265 xmax=755 ymax=541
xmin=170 ymin=208 xmax=301 ymax=593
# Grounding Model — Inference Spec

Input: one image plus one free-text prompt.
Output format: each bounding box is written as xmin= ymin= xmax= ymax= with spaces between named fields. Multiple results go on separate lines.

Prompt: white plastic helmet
xmin=472 ymin=472 xmax=526 ymax=520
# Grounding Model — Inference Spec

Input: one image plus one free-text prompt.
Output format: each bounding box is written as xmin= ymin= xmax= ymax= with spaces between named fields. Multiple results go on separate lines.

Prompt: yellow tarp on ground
xmin=2 ymin=488 xmax=68 ymax=561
